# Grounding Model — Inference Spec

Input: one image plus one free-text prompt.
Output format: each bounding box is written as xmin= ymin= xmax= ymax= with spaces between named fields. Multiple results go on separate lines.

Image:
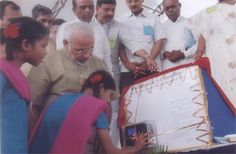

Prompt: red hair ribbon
xmin=89 ymin=74 xmax=102 ymax=84
xmin=4 ymin=24 xmax=20 ymax=39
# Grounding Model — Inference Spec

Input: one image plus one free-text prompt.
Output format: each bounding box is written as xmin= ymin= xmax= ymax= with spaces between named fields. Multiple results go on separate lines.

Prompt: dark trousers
xmin=119 ymin=70 xmax=154 ymax=91
xmin=119 ymin=72 xmax=136 ymax=91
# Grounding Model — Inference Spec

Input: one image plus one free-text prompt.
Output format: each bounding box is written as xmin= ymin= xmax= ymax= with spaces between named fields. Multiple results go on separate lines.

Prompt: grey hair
xmin=63 ymin=22 xmax=94 ymax=41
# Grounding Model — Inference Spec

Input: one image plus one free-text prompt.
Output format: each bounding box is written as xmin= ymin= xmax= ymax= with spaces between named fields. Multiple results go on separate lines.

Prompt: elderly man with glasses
xmin=56 ymin=0 xmax=112 ymax=73
xmin=28 ymin=22 xmax=109 ymax=132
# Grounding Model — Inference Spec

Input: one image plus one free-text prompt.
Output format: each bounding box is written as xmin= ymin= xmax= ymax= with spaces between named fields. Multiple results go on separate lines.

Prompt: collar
xmin=127 ymin=9 xmax=150 ymax=18
xmin=103 ymin=19 xmax=115 ymax=27
xmin=75 ymin=18 xmax=92 ymax=24
xmin=92 ymin=16 xmax=100 ymax=23
xmin=168 ymin=16 xmax=184 ymax=23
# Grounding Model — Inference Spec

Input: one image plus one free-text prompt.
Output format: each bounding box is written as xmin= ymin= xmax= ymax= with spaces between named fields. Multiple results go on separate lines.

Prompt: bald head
xmin=163 ymin=0 xmax=181 ymax=22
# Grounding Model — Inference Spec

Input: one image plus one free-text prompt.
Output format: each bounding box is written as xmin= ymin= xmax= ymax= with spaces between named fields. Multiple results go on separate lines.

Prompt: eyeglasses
xmin=75 ymin=47 xmax=94 ymax=55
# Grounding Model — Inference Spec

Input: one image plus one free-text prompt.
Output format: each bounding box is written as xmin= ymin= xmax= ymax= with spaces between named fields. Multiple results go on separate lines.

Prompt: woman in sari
xmin=29 ymin=70 xmax=150 ymax=153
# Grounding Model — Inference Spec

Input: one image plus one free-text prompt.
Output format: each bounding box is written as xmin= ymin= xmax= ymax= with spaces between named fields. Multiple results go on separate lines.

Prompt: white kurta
xmin=92 ymin=18 xmax=113 ymax=73
xmin=118 ymin=10 xmax=166 ymax=72
xmin=102 ymin=19 xmax=124 ymax=90
xmin=103 ymin=20 xmax=121 ymax=76
xmin=191 ymin=3 xmax=236 ymax=108
xmin=162 ymin=16 xmax=197 ymax=70
xmin=102 ymin=20 xmax=122 ymax=147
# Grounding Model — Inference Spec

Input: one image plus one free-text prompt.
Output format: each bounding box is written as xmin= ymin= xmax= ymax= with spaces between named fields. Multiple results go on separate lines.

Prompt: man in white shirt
xmin=95 ymin=0 xmax=121 ymax=88
xmin=95 ymin=0 xmax=122 ymax=147
xmin=162 ymin=0 xmax=197 ymax=70
xmin=56 ymin=0 xmax=112 ymax=73
xmin=118 ymin=0 xmax=166 ymax=90
xmin=56 ymin=0 xmax=94 ymax=50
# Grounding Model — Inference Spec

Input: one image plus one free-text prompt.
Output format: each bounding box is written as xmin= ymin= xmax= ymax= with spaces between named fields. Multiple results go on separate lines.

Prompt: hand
xmin=145 ymin=56 xmax=159 ymax=72
xmin=124 ymin=62 xmax=140 ymax=75
xmin=133 ymin=133 xmax=151 ymax=152
xmin=132 ymin=62 xmax=149 ymax=79
xmin=138 ymin=61 xmax=149 ymax=75
xmin=168 ymin=50 xmax=185 ymax=62
xmin=195 ymin=50 xmax=205 ymax=60
xmin=162 ymin=51 xmax=171 ymax=59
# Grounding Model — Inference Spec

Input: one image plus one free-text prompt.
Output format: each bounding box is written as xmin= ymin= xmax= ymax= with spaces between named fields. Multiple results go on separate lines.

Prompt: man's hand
xmin=145 ymin=56 xmax=159 ymax=72
xmin=124 ymin=61 xmax=140 ymax=75
xmin=163 ymin=51 xmax=171 ymax=59
xmin=167 ymin=50 xmax=185 ymax=62
xmin=139 ymin=61 xmax=148 ymax=71
xmin=195 ymin=50 xmax=205 ymax=60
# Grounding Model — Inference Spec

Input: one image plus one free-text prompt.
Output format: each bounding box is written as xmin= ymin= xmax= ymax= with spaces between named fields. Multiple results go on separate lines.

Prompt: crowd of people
xmin=0 ymin=0 xmax=235 ymax=153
